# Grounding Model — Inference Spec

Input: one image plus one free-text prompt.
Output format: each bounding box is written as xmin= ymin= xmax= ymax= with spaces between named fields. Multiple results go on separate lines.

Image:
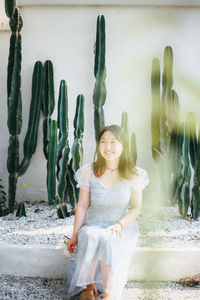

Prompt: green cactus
xmin=57 ymin=80 xmax=70 ymax=203
xmin=42 ymin=60 xmax=55 ymax=160
xmin=151 ymin=58 xmax=161 ymax=161
xmin=0 ymin=179 xmax=8 ymax=217
xmin=6 ymin=1 xmax=42 ymax=213
xmin=67 ymin=95 xmax=85 ymax=208
xmin=16 ymin=202 xmax=26 ymax=217
xmin=131 ymin=133 xmax=137 ymax=165
xmin=93 ymin=15 xmax=106 ymax=141
xmin=171 ymin=122 xmax=184 ymax=206
xmin=71 ymin=95 xmax=85 ymax=172
xmin=191 ymin=127 xmax=200 ymax=220
xmin=18 ymin=61 xmax=43 ymax=176
xmin=57 ymin=203 xmax=70 ymax=219
xmin=5 ymin=0 xmax=16 ymax=18
xmin=151 ymin=46 xmax=180 ymax=206
xmin=178 ymin=121 xmax=191 ymax=218
xmin=47 ymin=120 xmax=57 ymax=205
xmin=187 ymin=112 xmax=197 ymax=169
xmin=121 ymin=111 xmax=129 ymax=149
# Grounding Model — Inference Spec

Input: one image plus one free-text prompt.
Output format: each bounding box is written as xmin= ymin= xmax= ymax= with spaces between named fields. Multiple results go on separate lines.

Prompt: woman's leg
xmin=100 ymin=261 xmax=114 ymax=297
xmin=87 ymin=257 xmax=98 ymax=283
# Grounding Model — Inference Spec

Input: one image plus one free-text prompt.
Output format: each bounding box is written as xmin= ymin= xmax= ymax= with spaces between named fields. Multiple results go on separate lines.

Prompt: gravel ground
xmin=0 ymin=275 xmax=200 ymax=300
xmin=0 ymin=201 xmax=200 ymax=248
xmin=1 ymin=202 xmax=200 ymax=299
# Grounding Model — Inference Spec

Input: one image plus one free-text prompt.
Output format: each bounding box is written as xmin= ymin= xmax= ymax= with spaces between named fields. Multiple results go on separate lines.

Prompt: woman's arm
xmin=118 ymin=187 xmax=142 ymax=229
xmin=105 ymin=185 xmax=142 ymax=236
xmin=72 ymin=187 xmax=90 ymax=238
xmin=67 ymin=188 xmax=90 ymax=253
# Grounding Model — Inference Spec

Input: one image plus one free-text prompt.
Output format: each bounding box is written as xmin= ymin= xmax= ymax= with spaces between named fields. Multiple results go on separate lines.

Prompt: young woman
xmin=62 ymin=124 xmax=149 ymax=300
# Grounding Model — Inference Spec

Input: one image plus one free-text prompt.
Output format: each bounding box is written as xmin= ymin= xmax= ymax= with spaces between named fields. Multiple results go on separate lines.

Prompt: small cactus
xmin=16 ymin=202 xmax=26 ymax=217
xmin=57 ymin=203 xmax=70 ymax=219
xmin=0 ymin=179 xmax=8 ymax=216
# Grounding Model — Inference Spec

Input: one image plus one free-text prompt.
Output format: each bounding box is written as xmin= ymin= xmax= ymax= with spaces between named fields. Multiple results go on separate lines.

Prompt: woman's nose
xmin=105 ymin=143 xmax=111 ymax=149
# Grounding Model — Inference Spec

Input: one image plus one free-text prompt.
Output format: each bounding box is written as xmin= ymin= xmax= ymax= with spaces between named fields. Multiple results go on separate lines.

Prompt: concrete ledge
xmin=0 ymin=242 xmax=200 ymax=280
xmin=16 ymin=0 xmax=200 ymax=7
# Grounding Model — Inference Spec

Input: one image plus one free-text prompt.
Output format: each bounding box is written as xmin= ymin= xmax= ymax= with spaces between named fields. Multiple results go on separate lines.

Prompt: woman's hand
xmin=67 ymin=235 xmax=78 ymax=253
xmin=105 ymin=223 xmax=122 ymax=237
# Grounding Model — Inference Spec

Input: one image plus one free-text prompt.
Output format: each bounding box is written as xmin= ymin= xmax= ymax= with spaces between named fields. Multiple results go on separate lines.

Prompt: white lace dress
xmin=60 ymin=163 xmax=149 ymax=300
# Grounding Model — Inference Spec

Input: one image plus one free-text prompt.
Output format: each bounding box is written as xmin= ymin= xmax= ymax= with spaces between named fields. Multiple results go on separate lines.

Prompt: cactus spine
xmin=93 ymin=15 xmax=106 ymax=141
xmin=6 ymin=1 xmax=43 ymax=212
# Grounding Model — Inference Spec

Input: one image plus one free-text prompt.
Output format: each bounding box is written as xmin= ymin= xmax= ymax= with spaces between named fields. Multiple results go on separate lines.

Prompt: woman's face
xmin=99 ymin=130 xmax=123 ymax=161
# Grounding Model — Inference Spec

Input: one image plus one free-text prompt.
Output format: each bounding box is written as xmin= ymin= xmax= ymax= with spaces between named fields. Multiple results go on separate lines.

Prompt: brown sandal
xmin=102 ymin=291 xmax=113 ymax=300
xmin=79 ymin=283 xmax=97 ymax=300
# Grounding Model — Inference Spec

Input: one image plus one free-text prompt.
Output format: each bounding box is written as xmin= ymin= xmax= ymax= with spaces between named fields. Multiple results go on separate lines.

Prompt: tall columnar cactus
xmin=171 ymin=122 xmax=184 ymax=206
xmin=151 ymin=46 xmax=180 ymax=205
xmin=178 ymin=120 xmax=191 ymax=218
xmin=47 ymin=120 xmax=57 ymax=205
xmin=131 ymin=133 xmax=137 ymax=165
xmin=93 ymin=15 xmax=106 ymax=141
xmin=121 ymin=111 xmax=137 ymax=165
xmin=151 ymin=58 xmax=161 ymax=161
xmin=6 ymin=1 xmax=43 ymax=212
xmin=69 ymin=94 xmax=85 ymax=208
xmin=121 ymin=111 xmax=129 ymax=150
xmin=71 ymin=95 xmax=85 ymax=172
xmin=57 ymin=80 xmax=70 ymax=204
xmin=41 ymin=60 xmax=55 ymax=159
xmin=191 ymin=127 xmax=200 ymax=220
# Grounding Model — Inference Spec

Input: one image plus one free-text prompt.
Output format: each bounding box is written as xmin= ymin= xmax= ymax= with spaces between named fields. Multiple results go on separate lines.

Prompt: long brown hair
xmin=93 ymin=125 xmax=137 ymax=179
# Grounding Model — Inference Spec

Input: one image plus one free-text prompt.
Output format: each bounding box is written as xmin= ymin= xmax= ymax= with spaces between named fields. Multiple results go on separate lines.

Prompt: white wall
xmin=1 ymin=2 xmax=200 ymax=203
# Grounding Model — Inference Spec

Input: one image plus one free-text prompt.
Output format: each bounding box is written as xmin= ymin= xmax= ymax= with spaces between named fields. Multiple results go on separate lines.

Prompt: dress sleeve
xmin=130 ymin=166 xmax=149 ymax=191
xmin=74 ymin=163 xmax=93 ymax=191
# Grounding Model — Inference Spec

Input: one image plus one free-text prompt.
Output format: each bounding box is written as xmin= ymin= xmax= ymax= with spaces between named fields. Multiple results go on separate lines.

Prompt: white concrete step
xmin=0 ymin=241 xmax=200 ymax=281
